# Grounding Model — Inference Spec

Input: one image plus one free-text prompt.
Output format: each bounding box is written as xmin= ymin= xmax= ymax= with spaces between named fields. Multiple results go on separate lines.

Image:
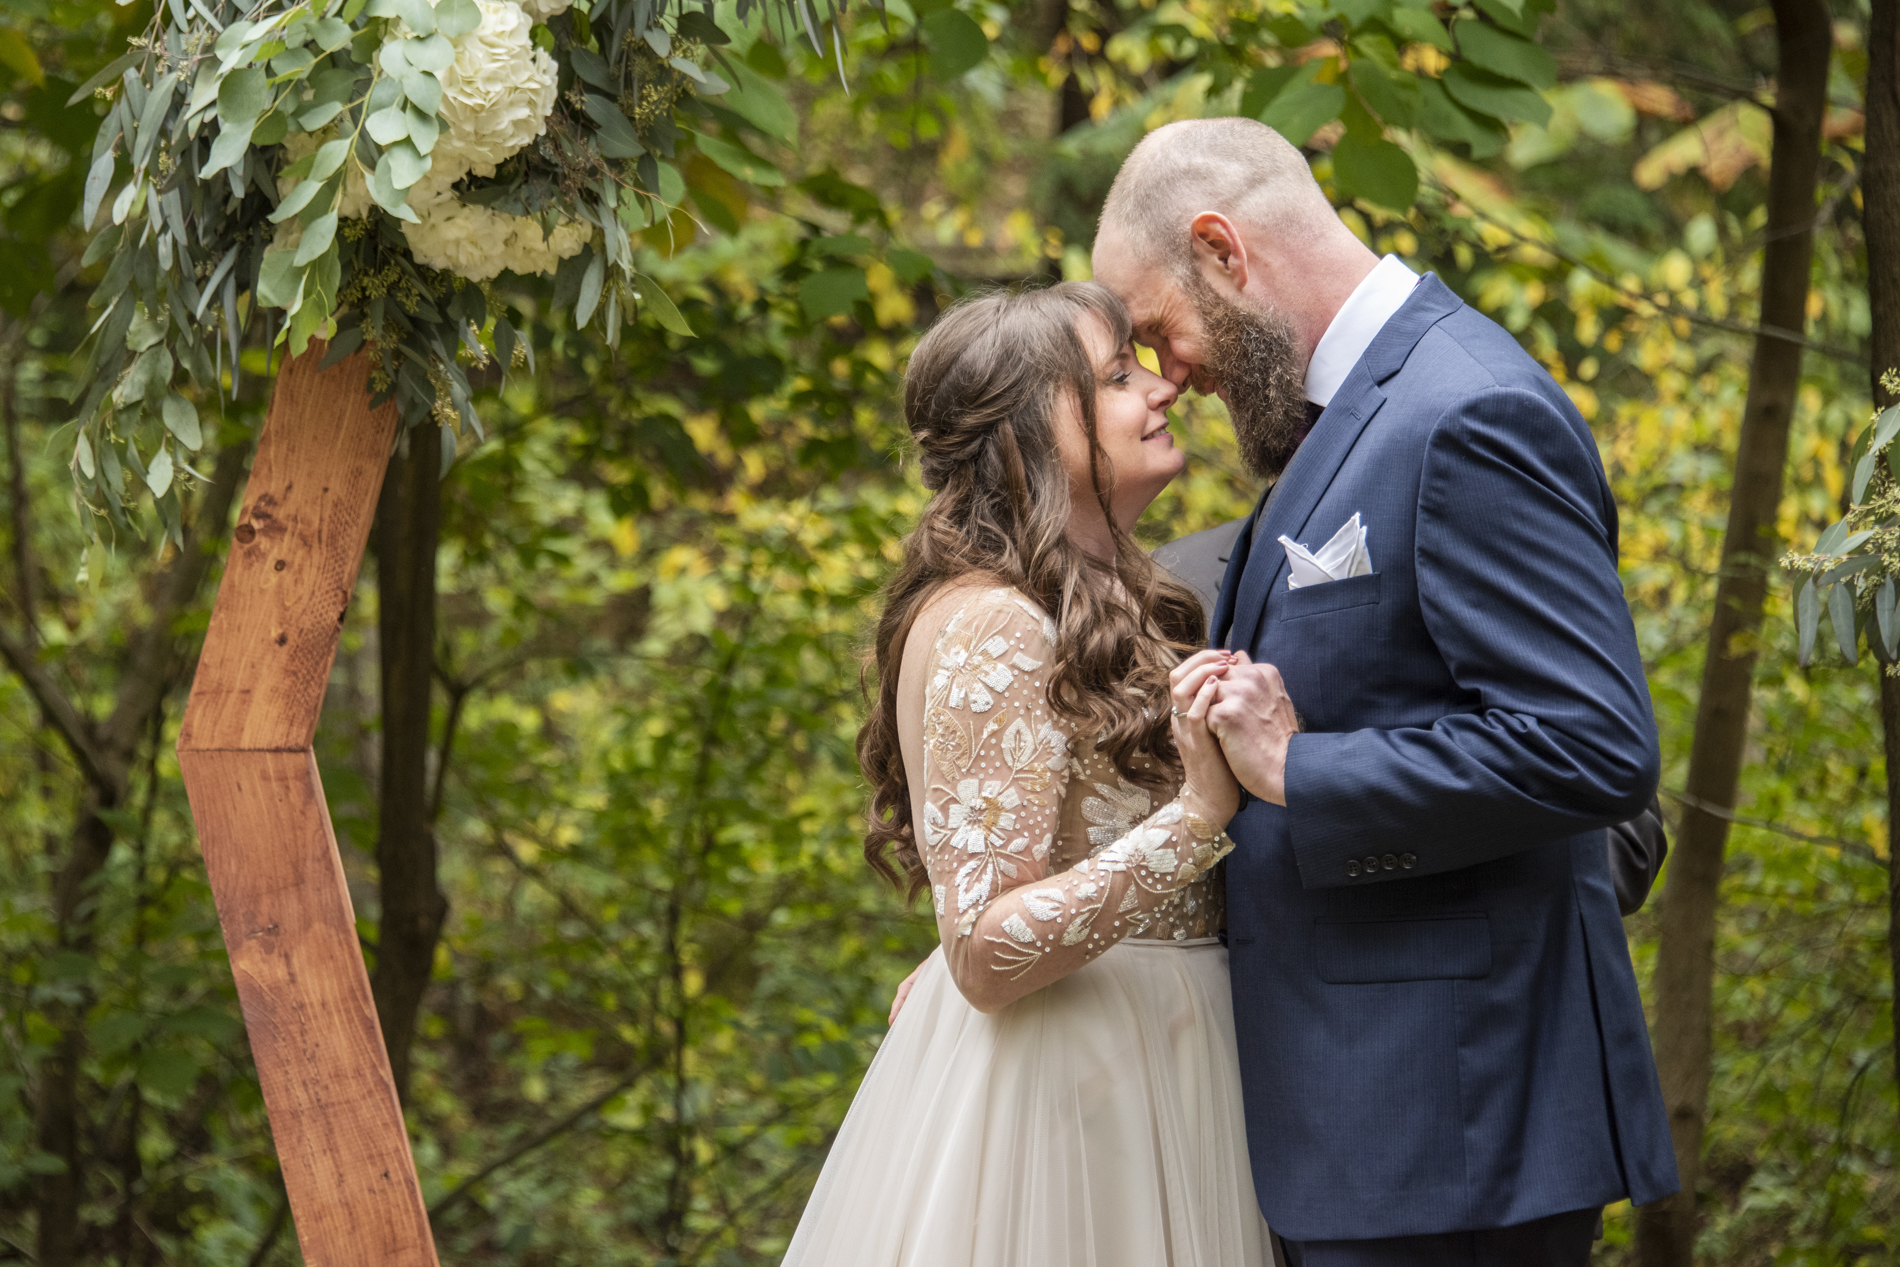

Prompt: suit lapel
xmin=1223 ymin=274 xmax=1464 ymax=653
xmin=1209 ymin=488 xmax=1268 ymax=647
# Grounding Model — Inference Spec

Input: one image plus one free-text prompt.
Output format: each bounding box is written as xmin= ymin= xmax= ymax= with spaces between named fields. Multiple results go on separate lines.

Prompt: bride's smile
xmin=1052 ymin=314 xmax=1184 ymax=555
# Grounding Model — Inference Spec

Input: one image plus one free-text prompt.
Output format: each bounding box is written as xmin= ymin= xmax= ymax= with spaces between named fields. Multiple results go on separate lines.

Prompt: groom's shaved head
xmin=1097 ymin=118 xmax=1334 ymax=276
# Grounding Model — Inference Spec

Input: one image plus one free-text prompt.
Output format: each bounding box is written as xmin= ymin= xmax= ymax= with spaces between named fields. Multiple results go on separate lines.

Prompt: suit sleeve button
xmin=1364 ymin=856 xmax=1380 ymax=873
xmin=1400 ymin=853 xmax=1416 ymax=869
xmin=1382 ymin=854 xmax=1398 ymax=870
xmin=1346 ymin=860 xmax=1361 ymax=877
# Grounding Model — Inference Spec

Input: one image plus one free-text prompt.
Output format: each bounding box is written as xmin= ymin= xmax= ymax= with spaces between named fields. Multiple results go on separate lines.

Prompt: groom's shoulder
xmin=1390 ymin=300 xmax=1580 ymax=424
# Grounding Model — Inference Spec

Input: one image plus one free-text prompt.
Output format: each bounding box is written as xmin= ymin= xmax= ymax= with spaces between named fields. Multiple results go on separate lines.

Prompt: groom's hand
xmin=1208 ymin=652 xmax=1301 ymax=806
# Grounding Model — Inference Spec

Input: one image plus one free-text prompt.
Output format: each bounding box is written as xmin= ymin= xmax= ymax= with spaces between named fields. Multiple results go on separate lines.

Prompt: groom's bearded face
xmin=1181 ymin=271 xmax=1307 ymax=479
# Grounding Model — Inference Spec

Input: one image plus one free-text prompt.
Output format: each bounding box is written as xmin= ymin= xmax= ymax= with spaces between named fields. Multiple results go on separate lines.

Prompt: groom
xmin=1093 ymin=118 xmax=1677 ymax=1265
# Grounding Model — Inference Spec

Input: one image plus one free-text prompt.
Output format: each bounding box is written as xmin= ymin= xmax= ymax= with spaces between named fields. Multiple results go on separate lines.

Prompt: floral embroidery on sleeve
xmin=914 ymin=588 xmax=1234 ymax=1011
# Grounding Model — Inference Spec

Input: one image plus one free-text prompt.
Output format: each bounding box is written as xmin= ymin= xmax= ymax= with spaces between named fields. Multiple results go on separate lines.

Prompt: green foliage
xmin=63 ymin=0 xmax=809 ymax=551
xmin=0 ymin=0 xmax=1893 ymax=1262
xmin=1785 ymin=380 xmax=1900 ymax=673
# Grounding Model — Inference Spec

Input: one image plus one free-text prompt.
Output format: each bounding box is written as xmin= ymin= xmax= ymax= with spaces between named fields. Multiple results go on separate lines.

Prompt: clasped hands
xmin=1168 ymin=649 xmax=1300 ymax=810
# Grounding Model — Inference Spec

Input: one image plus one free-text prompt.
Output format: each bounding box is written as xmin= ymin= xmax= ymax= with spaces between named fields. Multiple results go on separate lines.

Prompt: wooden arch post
xmin=177 ymin=345 xmax=441 ymax=1267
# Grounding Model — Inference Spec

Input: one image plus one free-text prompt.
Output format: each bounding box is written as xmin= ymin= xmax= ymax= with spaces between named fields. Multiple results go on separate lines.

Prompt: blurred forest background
xmin=0 ymin=0 xmax=1891 ymax=1262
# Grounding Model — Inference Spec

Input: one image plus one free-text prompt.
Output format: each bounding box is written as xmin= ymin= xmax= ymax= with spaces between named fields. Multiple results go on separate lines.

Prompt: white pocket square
xmin=1279 ymin=512 xmax=1373 ymax=590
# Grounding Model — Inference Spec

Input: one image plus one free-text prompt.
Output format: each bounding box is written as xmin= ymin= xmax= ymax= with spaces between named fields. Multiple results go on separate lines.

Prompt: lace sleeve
xmin=917 ymin=588 xmax=1234 ymax=1013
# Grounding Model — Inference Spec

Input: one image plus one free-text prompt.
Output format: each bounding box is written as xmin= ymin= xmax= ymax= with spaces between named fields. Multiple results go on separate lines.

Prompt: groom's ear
xmin=1188 ymin=212 xmax=1251 ymax=294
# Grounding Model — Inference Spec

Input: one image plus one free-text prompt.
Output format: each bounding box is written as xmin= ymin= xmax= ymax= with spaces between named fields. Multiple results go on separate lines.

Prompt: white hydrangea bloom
xmin=514 ymin=0 xmax=571 ymax=19
xmin=418 ymin=0 xmax=559 ymax=174
xmin=401 ymin=199 xmax=516 ymax=280
xmin=499 ymin=216 xmax=591 ymax=276
xmin=402 ymin=195 xmax=590 ymax=281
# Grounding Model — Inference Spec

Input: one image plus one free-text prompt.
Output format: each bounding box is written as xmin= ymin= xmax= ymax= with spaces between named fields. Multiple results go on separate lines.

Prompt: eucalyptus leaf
xmin=269 ymin=176 xmax=326 ymax=223
xmin=570 ymin=46 xmax=614 ymax=91
xmin=161 ymin=392 xmax=203 ymax=449
xmin=74 ymin=431 xmax=95 ymax=480
xmin=576 ymin=251 xmax=606 ymax=327
xmin=217 ymin=65 xmax=269 ymax=125
xmin=132 ymin=74 xmax=178 ymax=171
xmin=1827 ymin=579 xmax=1859 ymax=664
xmin=1853 ymin=448 xmax=1882 ymax=503
xmin=83 ymin=152 xmax=116 ymax=230
xmin=366 ymin=105 xmax=411 ymax=144
xmin=252 ymin=109 xmax=290 ymax=146
xmin=194 ymin=247 xmax=238 ymax=320
xmin=256 ymin=247 xmax=303 ymax=308
xmin=65 ymin=49 xmax=140 ymax=107
xmin=312 ymin=16 xmax=354 ymax=50
xmin=300 ymin=100 xmax=346 ymax=128
xmin=435 ymin=0 xmax=481 ymax=38
xmin=201 ymin=118 xmax=256 ymax=177
xmin=400 ymin=69 xmax=442 ymax=114
xmin=294 ymin=212 xmax=339 ymax=265
xmin=585 ymin=94 xmax=645 ymax=158
xmin=1878 ymin=579 xmax=1898 ymax=661
xmin=110 ymin=176 xmax=143 ymax=226
xmin=386 ymin=139 xmax=430 ymax=188
xmin=379 ymin=38 xmax=411 ymax=77
xmin=406 ymin=33 xmax=454 ymax=75
xmin=184 ymin=63 xmax=222 ymax=120
xmin=310 ymin=137 xmax=352 ymax=181
xmin=670 ymin=56 xmax=709 ymax=84
xmin=367 ymin=153 xmax=421 ymax=219
xmin=144 ymin=444 xmax=173 ymax=499
xmin=1796 ymin=577 xmax=1819 ymax=665
xmin=214 ymin=18 xmax=255 ymax=59
xmin=395 ymin=0 xmax=438 ymax=35
xmin=405 ymin=106 xmax=440 ymax=153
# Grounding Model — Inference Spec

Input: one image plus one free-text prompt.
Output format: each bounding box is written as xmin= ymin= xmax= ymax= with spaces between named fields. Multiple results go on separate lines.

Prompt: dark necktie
xmin=1295 ymin=397 xmax=1326 ymax=448
xmin=1251 ymin=399 xmax=1328 ymax=546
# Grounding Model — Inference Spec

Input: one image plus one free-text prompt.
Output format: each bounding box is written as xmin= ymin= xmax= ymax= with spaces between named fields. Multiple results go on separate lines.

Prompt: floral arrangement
xmin=1786 ymin=371 xmax=1900 ymax=671
xmin=67 ymin=0 xmax=811 ymax=542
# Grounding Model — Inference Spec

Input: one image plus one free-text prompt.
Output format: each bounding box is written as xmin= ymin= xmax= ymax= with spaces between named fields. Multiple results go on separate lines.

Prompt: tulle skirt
xmin=782 ymin=938 xmax=1275 ymax=1266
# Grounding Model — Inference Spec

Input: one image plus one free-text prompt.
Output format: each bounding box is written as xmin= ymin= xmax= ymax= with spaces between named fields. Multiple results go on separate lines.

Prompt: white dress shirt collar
xmin=1303 ymin=254 xmax=1421 ymax=407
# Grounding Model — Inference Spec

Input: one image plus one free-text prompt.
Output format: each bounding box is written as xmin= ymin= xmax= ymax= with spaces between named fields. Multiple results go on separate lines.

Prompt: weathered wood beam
xmin=177 ymin=344 xmax=439 ymax=1267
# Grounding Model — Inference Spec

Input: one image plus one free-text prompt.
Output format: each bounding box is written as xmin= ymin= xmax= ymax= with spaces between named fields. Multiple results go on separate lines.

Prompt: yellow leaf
xmin=0 ymin=29 xmax=45 ymax=88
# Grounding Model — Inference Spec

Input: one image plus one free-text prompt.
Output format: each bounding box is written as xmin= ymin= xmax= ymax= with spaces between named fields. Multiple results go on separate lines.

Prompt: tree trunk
xmin=1635 ymin=4 xmax=1833 ymax=1264
xmin=1863 ymin=0 xmax=1900 ymax=1141
xmin=370 ymin=423 xmax=447 ymax=1105
xmin=4 ymin=436 xmax=251 ymax=1267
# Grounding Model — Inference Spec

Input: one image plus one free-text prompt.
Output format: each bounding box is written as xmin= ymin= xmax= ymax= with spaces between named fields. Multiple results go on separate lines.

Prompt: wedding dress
xmin=782 ymin=587 xmax=1274 ymax=1266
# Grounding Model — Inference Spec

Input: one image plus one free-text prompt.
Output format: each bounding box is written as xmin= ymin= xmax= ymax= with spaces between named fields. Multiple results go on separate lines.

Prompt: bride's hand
xmin=1169 ymin=650 xmax=1241 ymax=826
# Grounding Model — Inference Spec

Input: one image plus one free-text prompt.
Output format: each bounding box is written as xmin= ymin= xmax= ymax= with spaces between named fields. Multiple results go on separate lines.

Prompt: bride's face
xmin=1056 ymin=313 xmax=1185 ymax=539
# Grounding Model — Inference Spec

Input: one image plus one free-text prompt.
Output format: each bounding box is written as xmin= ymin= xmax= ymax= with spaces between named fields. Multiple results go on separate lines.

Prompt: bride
xmin=782 ymin=282 xmax=1273 ymax=1264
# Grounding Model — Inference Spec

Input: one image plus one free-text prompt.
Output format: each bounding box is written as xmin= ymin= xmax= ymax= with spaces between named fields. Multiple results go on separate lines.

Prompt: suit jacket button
xmin=1364 ymin=856 xmax=1380 ymax=874
xmin=1400 ymin=852 xmax=1416 ymax=869
xmin=1382 ymin=854 xmax=1398 ymax=870
xmin=1346 ymin=860 xmax=1362 ymax=877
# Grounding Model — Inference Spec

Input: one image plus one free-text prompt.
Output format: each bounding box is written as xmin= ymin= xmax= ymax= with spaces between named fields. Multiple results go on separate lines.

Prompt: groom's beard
xmin=1184 ymin=274 xmax=1308 ymax=479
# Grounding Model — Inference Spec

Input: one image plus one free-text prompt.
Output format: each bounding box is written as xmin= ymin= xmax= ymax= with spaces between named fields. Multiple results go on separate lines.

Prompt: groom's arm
xmin=1278 ymin=385 xmax=1659 ymax=888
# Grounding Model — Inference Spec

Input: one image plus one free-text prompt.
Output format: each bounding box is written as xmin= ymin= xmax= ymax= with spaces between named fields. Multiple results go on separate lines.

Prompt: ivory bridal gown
xmin=783 ymin=587 xmax=1274 ymax=1266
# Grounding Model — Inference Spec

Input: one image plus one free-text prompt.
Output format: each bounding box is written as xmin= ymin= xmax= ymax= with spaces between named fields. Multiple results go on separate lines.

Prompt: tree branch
xmin=1660 ymin=787 xmax=1887 ymax=868
xmin=0 ymin=625 xmax=111 ymax=792
xmin=426 ymin=1059 xmax=659 ymax=1222
xmin=1427 ymin=180 xmax=1870 ymax=369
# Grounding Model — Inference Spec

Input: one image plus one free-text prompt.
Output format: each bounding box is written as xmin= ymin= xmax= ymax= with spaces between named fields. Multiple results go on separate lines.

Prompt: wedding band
xmin=1171 ymin=707 xmax=1185 ymax=718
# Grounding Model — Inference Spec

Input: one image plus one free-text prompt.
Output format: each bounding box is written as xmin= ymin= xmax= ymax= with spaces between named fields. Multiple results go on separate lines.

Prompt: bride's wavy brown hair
xmin=859 ymin=281 xmax=1207 ymax=898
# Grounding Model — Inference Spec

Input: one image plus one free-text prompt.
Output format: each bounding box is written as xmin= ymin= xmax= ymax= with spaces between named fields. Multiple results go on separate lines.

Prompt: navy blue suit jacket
xmin=1210 ymin=275 xmax=1678 ymax=1240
